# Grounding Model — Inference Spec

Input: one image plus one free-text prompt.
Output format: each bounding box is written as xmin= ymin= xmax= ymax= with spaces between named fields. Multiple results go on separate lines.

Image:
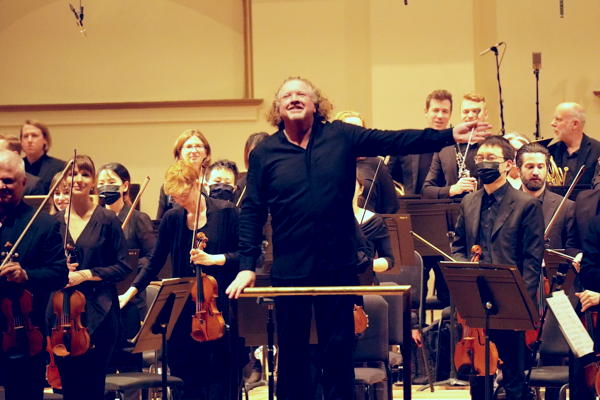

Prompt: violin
xmin=49 ymin=154 xmax=91 ymax=358
xmin=0 ymin=243 xmax=44 ymax=359
xmin=453 ymin=245 xmax=500 ymax=377
xmin=190 ymin=232 xmax=225 ymax=342
xmin=45 ymin=339 xmax=62 ymax=390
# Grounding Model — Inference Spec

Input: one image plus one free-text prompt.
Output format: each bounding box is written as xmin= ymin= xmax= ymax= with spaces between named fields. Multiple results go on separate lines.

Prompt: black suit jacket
xmin=24 ymin=172 xmax=44 ymax=195
xmin=548 ymin=133 xmax=600 ymax=186
xmin=389 ymin=153 xmax=433 ymax=195
xmin=540 ymin=189 xmax=579 ymax=252
xmin=451 ymin=184 xmax=544 ymax=302
xmin=422 ymin=144 xmax=478 ymax=199
xmin=579 ymin=214 xmax=600 ymax=292
xmin=574 ymin=188 xmax=600 ymax=246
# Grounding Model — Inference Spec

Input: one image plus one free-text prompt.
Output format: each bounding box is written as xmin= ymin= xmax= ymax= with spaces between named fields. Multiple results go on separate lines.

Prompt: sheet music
xmin=546 ymin=290 xmax=594 ymax=358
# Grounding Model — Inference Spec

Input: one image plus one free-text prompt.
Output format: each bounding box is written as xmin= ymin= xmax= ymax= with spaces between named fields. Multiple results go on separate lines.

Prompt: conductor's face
xmin=277 ymin=80 xmax=316 ymax=126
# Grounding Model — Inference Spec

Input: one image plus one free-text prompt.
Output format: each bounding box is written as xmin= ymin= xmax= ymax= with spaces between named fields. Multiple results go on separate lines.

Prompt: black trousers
xmin=1 ymin=351 xmax=46 ymax=400
xmin=272 ymin=272 xmax=356 ymax=400
xmin=56 ymin=309 xmax=119 ymax=400
xmin=469 ymin=330 xmax=526 ymax=400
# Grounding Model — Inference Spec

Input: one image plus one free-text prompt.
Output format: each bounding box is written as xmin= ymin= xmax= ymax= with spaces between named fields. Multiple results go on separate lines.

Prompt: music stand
xmin=439 ymin=261 xmax=538 ymax=400
xmin=543 ymin=249 xmax=576 ymax=294
xmin=130 ymin=278 xmax=193 ymax=400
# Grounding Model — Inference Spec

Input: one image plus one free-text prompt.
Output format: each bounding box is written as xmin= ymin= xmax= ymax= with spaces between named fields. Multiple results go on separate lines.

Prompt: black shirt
xmin=239 ymin=119 xmax=455 ymax=280
xmin=548 ymin=133 xmax=600 ymax=186
xmin=356 ymin=157 xmax=399 ymax=214
xmin=477 ymin=182 xmax=509 ymax=262
xmin=57 ymin=206 xmax=131 ymax=333
xmin=0 ymin=202 xmax=67 ymax=332
xmin=23 ymin=154 xmax=66 ymax=194
xmin=117 ymin=205 xmax=156 ymax=272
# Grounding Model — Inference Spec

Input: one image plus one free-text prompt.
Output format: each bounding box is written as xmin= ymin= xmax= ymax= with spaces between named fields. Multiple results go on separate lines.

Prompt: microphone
xmin=532 ymin=52 xmax=542 ymax=71
xmin=479 ymin=42 xmax=505 ymax=56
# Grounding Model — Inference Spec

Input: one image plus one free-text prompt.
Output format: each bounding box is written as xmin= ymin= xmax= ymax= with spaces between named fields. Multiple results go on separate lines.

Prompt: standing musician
xmin=422 ymin=92 xmax=486 ymax=199
xmin=548 ymin=102 xmax=600 ymax=186
xmin=451 ymin=136 xmax=545 ymax=400
xmin=516 ymin=143 xmax=578 ymax=252
xmin=226 ymin=76 xmax=491 ymax=400
xmin=0 ymin=150 xmax=67 ymax=400
xmin=97 ymin=162 xmax=156 ymax=379
xmin=205 ymin=159 xmax=239 ymax=203
xmin=120 ymin=160 xmax=240 ymax=400
xmin=156 ymin=129 xmax=212 ymax=219
xmin=235 ymin=132 xmax=269 ymax=206
xmin=20 ymin=120 xmax=66 ymax=194
xmin=389 ymin=89 xmax=454 ymax=195
xmin=50 ymin=172 xmax=71 ymax=215
xmin=53 ymin=155 xmax=131 ymax=400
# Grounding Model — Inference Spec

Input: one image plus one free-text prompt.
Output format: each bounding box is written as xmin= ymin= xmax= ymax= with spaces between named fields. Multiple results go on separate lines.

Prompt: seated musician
xmin=0 ymin=150 xmax=67 ymax=400
xmin=120 ymin=160 xmax=241 ymax=400
xmin=205 ymin=159 xmax=239 ymax=203
xmin=451 ymin=136 xmax=544 ymax=400
xmin=19 ymin=120 xmax=66 ymax=194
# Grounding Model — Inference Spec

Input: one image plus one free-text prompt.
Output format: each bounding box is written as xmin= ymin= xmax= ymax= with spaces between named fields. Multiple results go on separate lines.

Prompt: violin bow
xmin=544 ymin=164 xmax=585 ymax=241
xmin=359 ymin=155 xmax=390 ymax=224
xmin=121 ymin=176 xmax=150 ymax=230
xmin=63 ymin=150 xmax=77 ymax=255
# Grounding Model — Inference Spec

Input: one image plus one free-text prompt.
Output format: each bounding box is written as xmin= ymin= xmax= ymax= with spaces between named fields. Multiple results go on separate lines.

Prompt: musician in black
xmin=548 ymin=102 xmax=600 ymax=186
xmin=0 ymin=150 xmax=67 ymax=400
xmin=20 ymin=120 xmax=66 ymax=194
xmin=54 ymin=155 xmax=131 ymax=400
xmin=121 ymin=160 xmax=240 ymax=400
xmin=227 ymin=76 xmax=491 ymax=400
xmin=451 ymin=136 xmax=545 ymax=400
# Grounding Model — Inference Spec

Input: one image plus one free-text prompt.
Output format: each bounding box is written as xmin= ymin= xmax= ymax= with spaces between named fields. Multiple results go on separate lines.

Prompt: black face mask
xmin=209 ymin=183 xmax=235 ymax=202
xmin=98 ymin=184 xmax=122 ymax=205
xmin=476 ymin=161 xmax=501 ymax=185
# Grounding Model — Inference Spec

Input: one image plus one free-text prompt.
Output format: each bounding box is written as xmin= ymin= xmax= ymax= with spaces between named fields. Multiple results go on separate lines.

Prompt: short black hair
xmin=478 ymin=135 xmax=514 ymax=161
xmin=515 ymin=143 xmax=550 ymax=169
xmin=206 ymin=159 xmax=239 ymax=184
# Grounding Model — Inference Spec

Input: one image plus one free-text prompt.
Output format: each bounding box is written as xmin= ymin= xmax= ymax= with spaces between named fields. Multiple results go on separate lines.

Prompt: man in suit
xmin=422 ymin=92 xmax=486 ymax=199
xmin=548 ymin=102 xmax=600 ymax=186
xmin=574 ymin=188 xmax=600 ymax=245
xmin=389 ymin=89 xmax=453 ymax=195
xmin=452 ymin=136 xmax=544 ymax=400
xmin=516 ymin=143 xmax=578 ymax=252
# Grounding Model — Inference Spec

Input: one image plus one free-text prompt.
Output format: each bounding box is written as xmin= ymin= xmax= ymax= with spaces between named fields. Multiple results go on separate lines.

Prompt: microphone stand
xmin=534 ymin=67 xmax=541 ymax=141
xmin=491 ymin=46 xmax=506 ymax=135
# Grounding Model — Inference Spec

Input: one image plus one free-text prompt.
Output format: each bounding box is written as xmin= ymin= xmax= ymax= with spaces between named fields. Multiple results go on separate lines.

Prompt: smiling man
xmin=227 ymin=76 xmax=491 ymax=400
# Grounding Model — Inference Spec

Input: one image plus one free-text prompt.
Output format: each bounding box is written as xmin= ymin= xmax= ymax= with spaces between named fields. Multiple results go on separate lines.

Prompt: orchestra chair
xmin=496 ymin=309 xmax=569 ymax=400
xmin=377 ymin=251 xmax=425 ymax=385
xmin=104 ymin=284 xmax=184 ymax=400
xmin=353 ymin=294 xmax=390 ymax=400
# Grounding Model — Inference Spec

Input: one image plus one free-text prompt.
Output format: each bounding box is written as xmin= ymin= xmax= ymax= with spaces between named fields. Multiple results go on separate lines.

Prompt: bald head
xmin=0 ymin=150 xmax=26 ymax=210
xmin=551 ymin=102 xmax=586 ymax=143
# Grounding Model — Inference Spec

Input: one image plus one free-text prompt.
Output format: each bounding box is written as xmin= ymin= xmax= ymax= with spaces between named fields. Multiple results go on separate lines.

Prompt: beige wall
xmin=1 ymin=0 xmax=600 ymax=216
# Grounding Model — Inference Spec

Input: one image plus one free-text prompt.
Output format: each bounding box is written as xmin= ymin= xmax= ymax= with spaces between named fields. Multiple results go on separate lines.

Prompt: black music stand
xmin=439 ymin=261 xmax=538 ymax=400
xmin=131 ymin=278 xmax=193 ymax=400
xmin=543 ymin=249 xmax=576 ymax=295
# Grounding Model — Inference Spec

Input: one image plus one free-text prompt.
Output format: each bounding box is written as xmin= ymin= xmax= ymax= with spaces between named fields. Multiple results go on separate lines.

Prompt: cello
xmin=453 ymin=245 xmax=500 ymax=377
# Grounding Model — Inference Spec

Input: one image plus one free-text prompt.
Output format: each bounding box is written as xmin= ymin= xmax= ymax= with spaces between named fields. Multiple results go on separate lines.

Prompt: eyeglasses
xmin=474 ymin=155 xmax=505 ymax=163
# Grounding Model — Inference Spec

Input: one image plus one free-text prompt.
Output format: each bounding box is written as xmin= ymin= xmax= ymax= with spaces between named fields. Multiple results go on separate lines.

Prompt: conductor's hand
xmin=226 ymin=270 xmax=256 ymax=299
xmin=0 ymin=262 xmax=28 ymax=283
xmin=576 ymin=290 xmax=600 ymax=312
xmin=453 ymin=121 xmax=492 ymax=144
xmin=449 ymin=177 xmax=477 ymax=197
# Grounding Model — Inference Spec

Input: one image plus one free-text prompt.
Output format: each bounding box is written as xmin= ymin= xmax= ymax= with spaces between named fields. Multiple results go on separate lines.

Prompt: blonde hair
xmin=172 ymin=129 xmax=212 ymax=165
xmin=164 ymin=161 xmax=199 ymax=197
xmin=266 ymin=77 xmax=333 ymax=128
xmin=333 ymin=111 xmax=366 ymax=127
xmin=463 ymin=93 xmax=486 ymax=103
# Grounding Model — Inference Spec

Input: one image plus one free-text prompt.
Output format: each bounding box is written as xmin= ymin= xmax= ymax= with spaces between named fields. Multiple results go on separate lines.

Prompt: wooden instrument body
xmin=49 ymin=288 xmax=90 ymax=357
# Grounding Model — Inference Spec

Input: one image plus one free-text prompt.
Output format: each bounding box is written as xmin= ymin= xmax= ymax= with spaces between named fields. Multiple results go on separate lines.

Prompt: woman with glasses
xmin=156 ymin=129 xmax=212 ymax=219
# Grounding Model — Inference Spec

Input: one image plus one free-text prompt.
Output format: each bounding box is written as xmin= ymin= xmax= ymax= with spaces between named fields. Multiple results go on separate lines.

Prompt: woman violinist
xmin=97 ymin=162 xmax=156 ymax=379
xmin=53 ymin=155 xmax=131 ymax=400
xmin=49 ymin=171 xmax=70 ymax=215
xmin=120 ymin=160 xmax=240 ymax=400
xmin=156 ymin=129 xmax=212 ymax=219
